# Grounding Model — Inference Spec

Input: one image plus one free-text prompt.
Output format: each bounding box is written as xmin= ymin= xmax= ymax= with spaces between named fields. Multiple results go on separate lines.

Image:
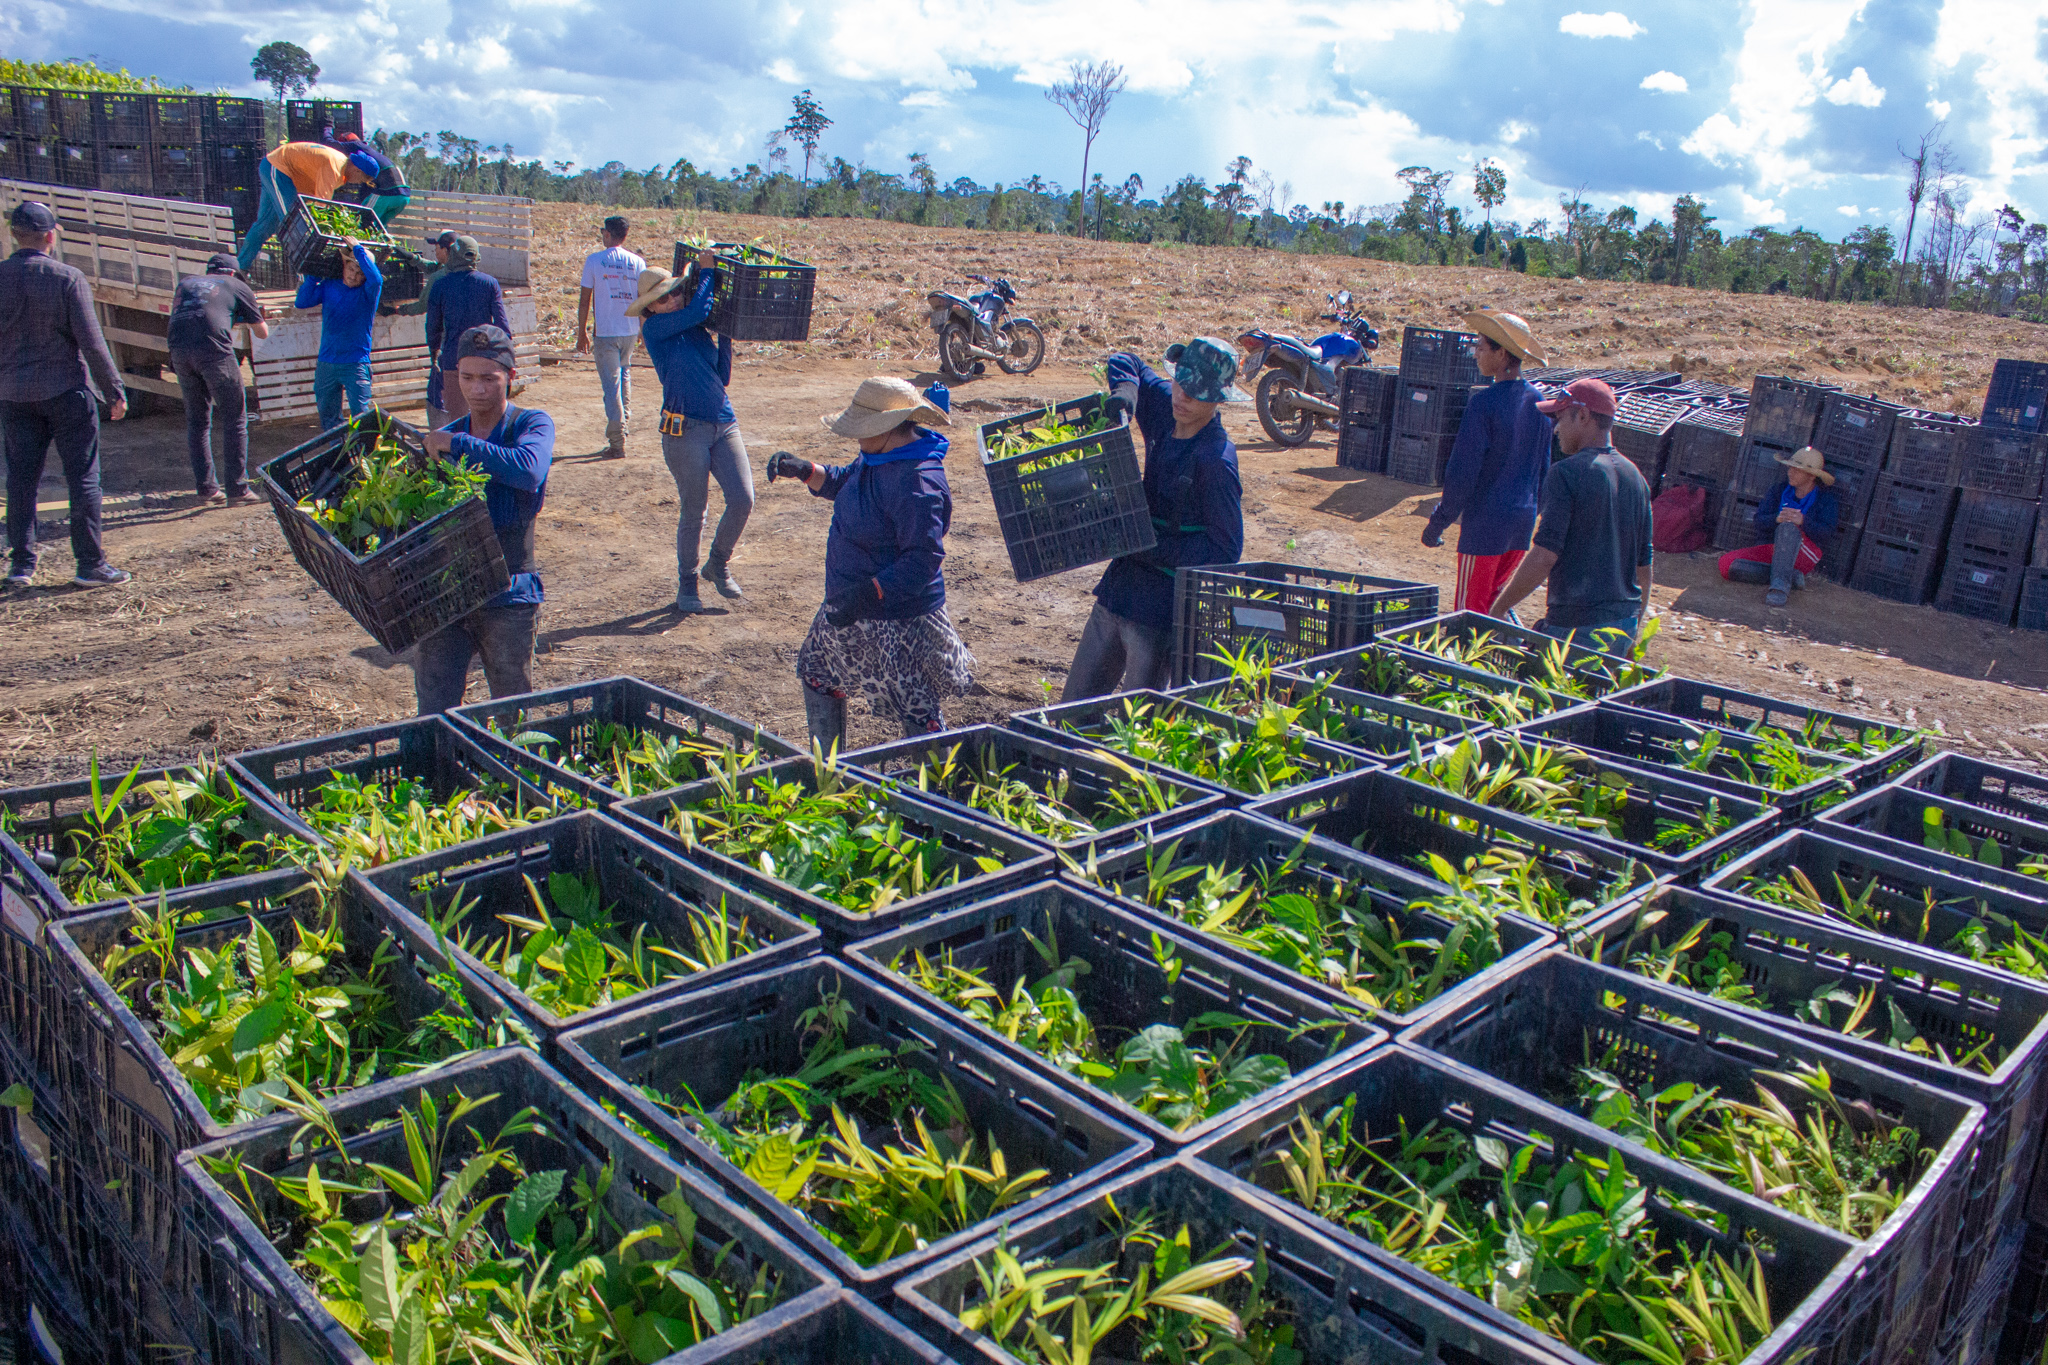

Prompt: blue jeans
xmin=314 ymin=361 xmax=373 ymax=432
xmin=660 ymin=419 xmax=753 ymax=586
xmin=594 ymin=335 xmax=635 ymax=429
xmin=1061 ymin=601 xmax=1173 ymax=701
xmin=2 ymin=389 xmax=106 ymax=574
xmin=413 ymin=602 xmax=539 ymax=713
xmin=1540 ymin=613 xmax=1638 ymax=651
xmin=237 ymin=161 xmax=300 ymax=273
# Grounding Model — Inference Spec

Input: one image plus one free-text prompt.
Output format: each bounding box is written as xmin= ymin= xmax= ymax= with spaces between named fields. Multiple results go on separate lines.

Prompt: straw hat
xmin=823 ymin=377 xmax=951 ymax=439
xmin=1774 ymin=445 xmax=1835 ymax=485
xmin=623 ymin=266 xmax=690 ymax=318
xmin=1462 ymin=308 xmax=1548 ymax=366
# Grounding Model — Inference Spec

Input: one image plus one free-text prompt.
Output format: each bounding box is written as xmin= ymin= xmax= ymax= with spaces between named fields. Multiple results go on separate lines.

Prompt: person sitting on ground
xmin=1061 ymin=338 xmax=1246 ymax=700
xmin=1718 ymin=445 xmax=1839 ymax=608
xmin=414 ymin=325 xmax=552 ymax=713
xmin=236 ymin=141 xmax=377 ymax=274
xmin=1490 ymin=378 xmax=1652 ymax=651
xmin=167 ymin=253 xmax=270 ymax=506
xmin=767 ymin=377 xmax=966 ymax=753
xmin=423 ymin=234 xmax=510 ymax=427
xmin=294 ymin=238 xmax=384 ymax=431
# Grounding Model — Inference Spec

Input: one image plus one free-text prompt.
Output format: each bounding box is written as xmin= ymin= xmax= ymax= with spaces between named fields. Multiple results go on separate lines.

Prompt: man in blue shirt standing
xmin=293 ymin=239 xmax=382 ymax=431
xmin=424 ymin=234 xmax=510 ymax=429
xmin=414 ymin=325 xmax=552 ymax=713
xmin=1061 ymin=337 xmax=1245 ymax=700
xmin=1421 ymin=309 xmax=1553 ymax=614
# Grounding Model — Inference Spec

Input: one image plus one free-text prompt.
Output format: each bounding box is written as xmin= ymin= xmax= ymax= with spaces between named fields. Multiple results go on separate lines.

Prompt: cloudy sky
xmin=12 ymin=0 xmax=2046 ymax=237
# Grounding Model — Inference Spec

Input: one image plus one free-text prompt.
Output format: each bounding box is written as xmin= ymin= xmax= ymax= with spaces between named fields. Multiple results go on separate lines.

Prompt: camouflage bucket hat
xmin=1165 ymin=336 xmax=1248 ymax=403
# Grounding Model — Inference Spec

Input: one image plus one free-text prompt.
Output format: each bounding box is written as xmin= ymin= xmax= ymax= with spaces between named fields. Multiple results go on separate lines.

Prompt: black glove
xmin=768 ymin=451 xmax=814 ymax=484
xmin=824 ymin=580 xmax=882 ymax=628
xmin=1421 ymin=522 xmax=1445 ymax=549
xmin=1104 ymin=394 xmax=1131 ymax=426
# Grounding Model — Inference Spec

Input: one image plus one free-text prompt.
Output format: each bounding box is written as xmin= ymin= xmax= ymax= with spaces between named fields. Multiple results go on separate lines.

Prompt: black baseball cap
xmin=10 ymin=202 xmax=58 ymax=232
xmin=458 ymin=324 xmax=516 ymax=371
xmin=603 ymin=215 xmax=628 ymax=236
xmin=425 ymin=229 xmax=458 ymax=247
xmin=205 ymin=253 xmax=242 ymax=276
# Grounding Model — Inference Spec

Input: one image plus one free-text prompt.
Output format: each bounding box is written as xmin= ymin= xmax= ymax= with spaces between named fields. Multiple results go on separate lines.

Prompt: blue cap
xmin=346 ymin=151 xmax=380 ymax=181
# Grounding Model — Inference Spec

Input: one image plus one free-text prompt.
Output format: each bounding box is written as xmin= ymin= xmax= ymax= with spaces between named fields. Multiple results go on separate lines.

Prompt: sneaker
xmin=228 ymin=489 xmax=263 ymax=506
xmin=701 ymin=558 xmax=742 ymax=599
xmin=4 ymin=566 xmax=32 ymax=590
xmin=73 ymin=564 xmax=131 ymax=589
xmin=674 ymin=591 xmax=703 ymax=614
xmin=1764 ymin=587 xmax=1790 ymax=608
xmin=200 ymin=488 xmax=227 ymax=505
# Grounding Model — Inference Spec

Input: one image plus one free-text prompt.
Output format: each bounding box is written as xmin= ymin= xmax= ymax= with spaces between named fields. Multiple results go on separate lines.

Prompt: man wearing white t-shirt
xmin=577 ymin=215 xmax=646 ymax=457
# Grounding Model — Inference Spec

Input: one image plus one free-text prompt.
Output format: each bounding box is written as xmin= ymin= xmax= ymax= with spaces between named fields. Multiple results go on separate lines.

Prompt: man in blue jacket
xmin=1061 ymin=337 xmax=1246 ymax=700
xmin=1421 ymin=309 xmax=1552 ymax=614
xmin=414 ymin=325 xmax=552 ymax=713
xmin=293 ymin=239 xmax=382 ymax=431
xmin=424 ymin=235 xmax=511 ymax=427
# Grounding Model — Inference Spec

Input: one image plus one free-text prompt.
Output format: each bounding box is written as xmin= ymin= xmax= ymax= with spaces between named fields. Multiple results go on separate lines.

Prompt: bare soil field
xmin=2 ymin=210 xmax=2043 ymax=785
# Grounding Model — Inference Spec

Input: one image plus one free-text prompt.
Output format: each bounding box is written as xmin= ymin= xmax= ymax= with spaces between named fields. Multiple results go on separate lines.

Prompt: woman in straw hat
xmin=765 ymin=377 xmax=970 ymax=751
xmin=1717 ymin=445 xmax=1840 ymax=607
xmin=1420 ymin=308 xmax=1555 ymax=614
xmin=627 ymin=250 xmax=753 ymax=613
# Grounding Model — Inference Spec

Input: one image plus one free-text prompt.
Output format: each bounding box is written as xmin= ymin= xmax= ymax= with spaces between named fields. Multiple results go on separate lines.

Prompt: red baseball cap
xmin=1535 ymin=377 xmax=1618 ymax=418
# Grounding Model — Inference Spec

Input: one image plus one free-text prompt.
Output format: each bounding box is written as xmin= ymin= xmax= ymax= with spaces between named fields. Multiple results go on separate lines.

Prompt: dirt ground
xmin=1 ymin=212 xmax=2044 ymax=785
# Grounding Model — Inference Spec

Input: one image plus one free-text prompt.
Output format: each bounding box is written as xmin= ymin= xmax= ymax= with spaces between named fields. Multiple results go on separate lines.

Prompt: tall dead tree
xmin=1045 ymin=60 xmax=1128 ymax=240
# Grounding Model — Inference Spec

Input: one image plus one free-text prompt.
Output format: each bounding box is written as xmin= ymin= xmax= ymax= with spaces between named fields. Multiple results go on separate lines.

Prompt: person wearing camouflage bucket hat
xmin=1061 ymin=339 xmax=1246 ymax=700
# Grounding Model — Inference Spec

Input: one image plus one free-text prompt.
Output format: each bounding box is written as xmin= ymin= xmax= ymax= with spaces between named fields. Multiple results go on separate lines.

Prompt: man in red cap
xmin=1489 ymin=378 xmax=1652 ymax=650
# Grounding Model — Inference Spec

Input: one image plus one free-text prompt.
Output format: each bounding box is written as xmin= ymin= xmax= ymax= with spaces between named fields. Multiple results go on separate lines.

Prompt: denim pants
xmin=660 ymin=418 xmax=753 ymax=583
xmin=2 ymin=389 xmax=106 ymax=574
xmin=1061 ymin=601 xmax=1173 ymax=702
xmin=413 ymin=602 xmax=540 ymax=713
xmin=314 ymin=361 xmax=374 ymax=431
xmin=236 ymin=161 xmax=300 ymax=273
xmin=1539 ymin=613 xmax=1639 ymax=652
xmin=594 ymin=335 xmax=635 ymax=428
xmin=171 ymin=350 xmax=249 ymax=495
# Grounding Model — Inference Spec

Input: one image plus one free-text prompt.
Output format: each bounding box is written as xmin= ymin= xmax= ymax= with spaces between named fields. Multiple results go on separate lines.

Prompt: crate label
xmin=1972 ymin=570 xmax=1994 ymax=585
xmin=1846 ymin=412 xmax=1868 ymax=428
xmin=2029 ymin=406 xmax=2041 ymax=420
xmin=1231 ymin=605 xmax=1289 ymax=634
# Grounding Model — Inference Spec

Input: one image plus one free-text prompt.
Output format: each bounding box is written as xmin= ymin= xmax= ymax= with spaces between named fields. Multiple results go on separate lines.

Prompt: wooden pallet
xmin=386 ymin=189 xmax=532 ymax=286
xmin=250 ymin=340 xmax=540 ymax=422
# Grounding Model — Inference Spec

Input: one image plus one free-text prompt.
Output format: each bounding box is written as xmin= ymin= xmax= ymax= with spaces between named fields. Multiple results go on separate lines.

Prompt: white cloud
xmin=1824 ymin=66 xmax=1884 ymax=106
xmin=764 ymin=59 xmax=800 ymax=83
xmin=1680 ymin=2 xmax=1869 ymax=189
xmin=1558 ymin=11 xmax=1644 ymax=38
xmin=1639 ymin=70 xmax=1687 ymax=93
xmin=900 ymin=90 xmax=948 ymax=108
xmin=1931 ymin=0 xmax=2048 ymax=225
xmin=1927 ymin=98 xmax=1951 ymax=119
xmin=1741 ymin=191 xmax=1787 ymax=224
xmin=1837 ymin=204 xmax=1860 ymax=215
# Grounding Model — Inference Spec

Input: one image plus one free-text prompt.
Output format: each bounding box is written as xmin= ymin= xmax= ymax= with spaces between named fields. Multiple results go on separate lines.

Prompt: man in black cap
xmin=0 ymin=201 xmax=128 ymax=590
xmin=395 ymin=229 xmax=458 ymax=321
xmin=166 ymin=253 xmax=270 ymax=505
xmin=413 ymin=324 xmax=553 ymax=712
xmin=577 ymin=215 xmax=645 ymax=456
xmin=423 ymin=233 xmax=510 ymax=428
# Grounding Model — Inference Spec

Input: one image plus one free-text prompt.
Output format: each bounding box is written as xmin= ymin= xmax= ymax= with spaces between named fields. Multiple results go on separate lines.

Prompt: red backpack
xmin=1653 ymin=483 xmax=1712 ymax=554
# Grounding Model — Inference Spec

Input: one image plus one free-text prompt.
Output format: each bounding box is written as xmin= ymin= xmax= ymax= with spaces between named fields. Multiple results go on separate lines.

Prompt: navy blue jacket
xmin=1092 ymin=353 xmax=1244 ymax=632
xmin=425 ymin=268 xmax=511 ymax=369
xmin=815 ymin=427 xmax=951 ymax=620
xmin=444 ymin=404 xmax=552 ymax=607
xmin=1751 ymin=479 xmax=1842 ymax=558
xmin=1424 ymin=378 xmax=1552 ymax=556
xmin=640 ymin=270 xmax=735 ymax=423
xmin=293 ymin=245 xmax=382 ymax=365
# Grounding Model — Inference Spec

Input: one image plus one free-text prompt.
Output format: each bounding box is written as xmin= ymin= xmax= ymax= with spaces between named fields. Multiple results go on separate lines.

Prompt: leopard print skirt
xmin=797 ymin=605 xmax=975 ymax=732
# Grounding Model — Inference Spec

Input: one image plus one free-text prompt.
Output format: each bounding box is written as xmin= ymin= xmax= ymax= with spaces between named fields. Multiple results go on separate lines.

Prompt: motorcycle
xmin=927 ymin=274 xmax=1046 ymax=380
xmin=1236 ymin=291 xmax=1381 ymax=447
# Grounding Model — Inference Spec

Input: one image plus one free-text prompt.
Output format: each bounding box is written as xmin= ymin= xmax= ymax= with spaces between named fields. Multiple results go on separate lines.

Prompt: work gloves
xmin=1104 ymin=382 xmax=1140 ymax=426
xmin=1421 ymin=522 xmax=1445 ymax=549
xmin=768 ymin=450 xmax=814 ymax=484
xmin=824 ymin=579 xmax=884 ymax=628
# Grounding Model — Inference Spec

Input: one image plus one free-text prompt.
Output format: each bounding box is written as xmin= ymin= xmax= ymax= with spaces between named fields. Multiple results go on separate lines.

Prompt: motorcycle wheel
xmin=1257 ymin=369 xmax=1317 ymax=447
xmin=997 ymin=320 xmax=1046 ymax=374
xmin=939 ymin=322 xmax=975 ymax=379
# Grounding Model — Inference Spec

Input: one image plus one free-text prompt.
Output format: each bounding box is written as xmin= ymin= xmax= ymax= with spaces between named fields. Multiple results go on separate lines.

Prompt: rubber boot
xmin=604 ymin=419 xmax=625 ymax=458
xmin=1725 ymin=559 xmax=1771 ymax=585
xmin=701 ymin=555 xmax=742 ymax=599
xmin=803 ymin=683 xmax=846 ymax=758
xmin=1765 ymin=520 xmax=1803 ymax=606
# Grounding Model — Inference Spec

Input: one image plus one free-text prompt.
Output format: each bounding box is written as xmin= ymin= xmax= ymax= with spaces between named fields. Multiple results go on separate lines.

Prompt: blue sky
xmin=12 ymin=0 xmax=2046 ymax=238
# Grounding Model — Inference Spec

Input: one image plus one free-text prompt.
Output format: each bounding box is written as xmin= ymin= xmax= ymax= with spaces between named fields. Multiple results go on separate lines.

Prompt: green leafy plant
xmin=1195 ymin=643 xmax=1462 ymax=754
xmin=1405 ymin=737 xmax=1726 ymax=855
xmin=1062 ymin=695 xmax=1344 ymax=797
xmin=988 ymin=401 xmax=1116 ymax=461
xmin=1304 ymin=647 xmax=1563 ymax=726
xmin=905 ymin=742 xmax=1184 ymax=844
xmin=1415 ymin=847 xmax=1639 ymax=930
xmin=298 ymin=772 xmax=553 ymax=867
xmin=299 ymin=412 xmax=491 ymax=555
xmin=496 ymin=721 xmax=755 ymax=800
xmin=1741 ymin=863 xmax=2048 ymax=985
xmin=299 ymin=198 xmax=392 ymax=242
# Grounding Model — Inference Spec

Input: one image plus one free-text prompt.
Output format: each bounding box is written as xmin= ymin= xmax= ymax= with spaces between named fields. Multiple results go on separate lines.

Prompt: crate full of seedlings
xmin=977 ymin=392 xmax=1152 ymax=582
xmin=359 ymin=810 xmax=820 ymax=1045
xmin=838 ymin=723 xmax=1229 ymax=859
xmin=848 ymin=880 xmax=1383 ymax=1149
xmin=1282 ymin=638 xmax=1574 ymax=728
xmin=671 ymin=238 xmax=818 ymax=342
xmin=1819 ymin=775 xmax=2048 ymax=885
xmin=1890 ymin=751 xmax=2048 ymax=826
xmin=1189 ymin=1045 xmax=1874 ymax=1365
xmin=175 ymin=1046 xmax=829 ymax=1365
xmin=1170 ymin=560 xmax=1438 ymax=685
xmin=277 ymin=193 xmax=396 ymax=279
xmin=1386 ymin=608 xmax=1659 ymax=692
xmin=1603 ymin=674 xmax=1926 ymax=787
xmin=452 ymin=675 xmax=803 ymax=809
xmin=1171 ymin=652 xmax=1484 ymax=764
xmin=260 ymin=409 xmax=510 ymax=653
xmin=696 ymin=1290 xmax=963 ymax=1365
xmin=1405 ymin=949 xmax=1983 ymax=1359
xmin=555 ymin=955 xmax=1152 ymax=1292
xmin=611 ymin=753 xmax=1051 ymax=945
xmin=1079 ymin=809 xmax=1555 ymax=1031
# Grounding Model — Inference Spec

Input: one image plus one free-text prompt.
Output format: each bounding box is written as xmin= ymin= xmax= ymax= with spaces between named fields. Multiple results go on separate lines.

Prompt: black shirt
xmin=167 ymin=273 xmax=263 ymax=360
xmin=0 ymin=248 xmax=124 ymax=403
xmin=1531 ymin=444 xmax=1653 ymax=626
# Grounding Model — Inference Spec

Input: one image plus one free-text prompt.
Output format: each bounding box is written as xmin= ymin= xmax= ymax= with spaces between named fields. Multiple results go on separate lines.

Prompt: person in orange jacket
xmin=235 ymin=141 xmax=376 ymax=274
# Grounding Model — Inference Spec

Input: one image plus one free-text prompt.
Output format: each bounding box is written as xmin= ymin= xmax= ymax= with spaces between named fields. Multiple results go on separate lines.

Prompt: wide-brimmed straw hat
xmin=1774 ymin=445 xmax=1835 ymax=485
xmin=823 ymin=377 xmax=951 ymax=439
xmin=1462 ymin=308 xmax=1548 ymax=366
xmin=623 ymin=267 xmax=690 ymax=318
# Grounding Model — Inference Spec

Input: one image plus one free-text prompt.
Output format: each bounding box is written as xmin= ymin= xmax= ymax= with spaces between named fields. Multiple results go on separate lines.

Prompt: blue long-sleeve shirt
xmin=293 ymin=245 xmax=383 ymax=365
xmin=443 ymin=405 xmax=553 ymax=607
xmin=639 ymin=271 xmax=735 ymax=423
xmin=1092 ymin=353 xmax=1244 ymax=632
xmin=425 ymin=268 xmax=511 ymax=369
xmin=814 ymin=427 xmax=951 ymax=619
xmin=1423 ymin=378 xmax=1552 ymax=557
xmin=1751 ymin=478 xmax=1842 ymax=558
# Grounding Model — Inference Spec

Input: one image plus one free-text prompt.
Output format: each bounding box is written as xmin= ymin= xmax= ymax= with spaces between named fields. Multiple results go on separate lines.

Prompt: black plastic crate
xmin=1613 ymin=391 xmax=1689 ymax=493
xmin=693 ymin=1288 xmax=965 ymax=1364
xmin=839 ymin=723 xmax=1228 ymax=857
xmin=1393 ymin=378 xmax=1475 ymax=436
xmin=11 ymin=87 xmax=56 ymax=138
xmin=848 ymin=880 xmax=1382 ymax=1148
xmin=358 ymin=810 xmax=820 ymax=1045
xmin=379 ymin=253 xmax=425 ymax=306
xmin=671 ymin=240 xmax=818 ymax=342
xmin=1715 ymin=491 xmax=1764 ymax=551
xmin=0 ymin=1060 xmax=101 ymax=1312
xmin=223 ymin=185 xmax=260 ymax=235
xmin=1384 ymin=609 xmax=1654 ymax=697
xmin=1671 ymin=408 xmax=1748 ymax=485
xmin=1515 ymin=701 xmax=1855 ymax=820
xmin=0 ymin=1196 xmax=107 ymax=1365
xmin=176 ymin=1045 xmax=828 ymax=1365
xmin=152 ymin=141 xmax=204 ymax=198
xmin=1850 ymin=533 xmax=1949 ymax=605
xmin=451 ymin=675 xmax=802 ymax=808
xmin=898 ymin=1156 xmax=1573 ymax=1365
xmin=1999 ymin=1222 xmax=2048 ymax=1365
xmin=205 ymin=140 xmax=258 ymax=194
xmin=91 ymin=91 xmax=149 ymax=142
xmin=1982 ymin=358 xmax=2048 ymax=434
xmin=1861 ymin=475 xmax=1960 ymax=551
xmin=1818 ymin=781 xmax=2048 ymax=892
xmin=556 ymin=955 xmax=1151 ymax=1293
xmin=1604 ymin=674 xmax=1926 ymax=787
xmin=1340 ymin=363 xmax=1400 ymax=426
xmin=61 ymin=141 xmax=106 ymax=190
xmin=612 ymin=753 xmax=1051 ymax=945
xmin=1748 ymin=374 xmax=1835 ymax=448
xmin=52 ymin=90 xmax=94 ymax=140
xmin=1247 ymin=767 xmax=1656 ymax=932
xmin=1935 ymin=545 xmax=2027 ymax=624
xmin=1947 ymin=487 xmax=2038 ymax=563
xmin=1336 ymin=416 xmax=1390 ymax=472
xmin=146 ymin=95 xmax=201 ymax=145
xmin=977 ymin=392 xmax=1153 ymax=582
xmin=1405 ymin=950 xmax=1983 ymax=1360
xmin=201 ymin=95 xmax=264 ymax=144
xmin=1170 ymin=560 xmax=1438 ymax=685
xmin=2021 ymin=567 xmax=2048 ymax=631
xmin=1886 ymin=414 xmax=1972 ymax=484
xmin=1078 ymin=808 xmax=1556 ymax=1028
xmin=284 ymin=98 xmax=363 ymax=143
xmin=1941 ymin=1226 xmax=2022 ymax=1365
xmin=1173 ymin=670 xmax=1483 ymax=763
xmin=15 ymin=137 xmax=56 ymax=186
xmin=1891 ymin=751 xmax=2048 ymax=825
xmin=1190 ymin=1045 xmax=1875 ymax=1365
xmin=1386 ymin=428 xmax=1456 ymax=485
xmin=1956 ymin=425 xmax=2046 ymax=500
xmin=0 ymin=832 xmax=68 ymax=1104
xmin=1281 ymin=638 xmax=1573 ymax=727
xmin=1397 ymin=326 xmax=1487 ymax=387
xmin=1816 ymin=392 xmax=1902 ymax=469
xmin=259 ymin=413 xmax=511 ymax=653
xmin=277 ymin=192 xmax=396 ymax=279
